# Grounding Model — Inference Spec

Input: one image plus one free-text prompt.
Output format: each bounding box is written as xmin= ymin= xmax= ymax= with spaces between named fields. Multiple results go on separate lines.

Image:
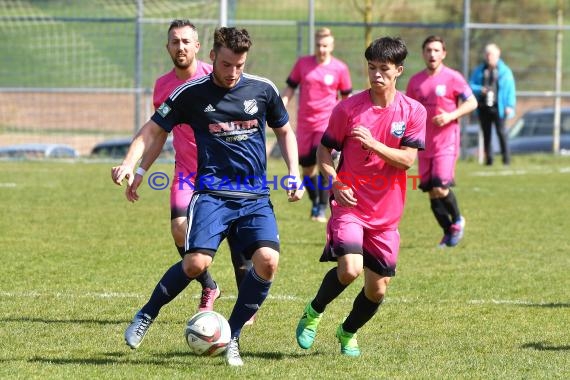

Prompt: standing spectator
xmin=295 ymin=36 xmax=426 ymax=356
xmin=282 ymin=27 xmax=352 ymax=222
xmin=406 ymin=35 xmax=477 ymax=247
xmin=112 ymin=27 xmax=304 ymax=366
xmin=469 ymin=43 xmax=516 ymax=165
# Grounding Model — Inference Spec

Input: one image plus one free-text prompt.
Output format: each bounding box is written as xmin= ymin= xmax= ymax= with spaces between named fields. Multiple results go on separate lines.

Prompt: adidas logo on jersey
xmin=204 ymin=104 xmax=216 ymax=112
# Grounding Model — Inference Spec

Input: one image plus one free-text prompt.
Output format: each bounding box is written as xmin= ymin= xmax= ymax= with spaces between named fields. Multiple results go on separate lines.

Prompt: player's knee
xmin=182 ymin=253 xmax=211 ymax=278
xmin=251 ymin=249 xmax=279 ymax=280
xmin=365 ymin=277 xmax=390 ymax=302
xmin=365 ymin=287 xmax=386 ymax=303
xmin=430 ymin=187 xmax=448 ymax=198
xmin=337 ymin=266 xmax=361 ymax=285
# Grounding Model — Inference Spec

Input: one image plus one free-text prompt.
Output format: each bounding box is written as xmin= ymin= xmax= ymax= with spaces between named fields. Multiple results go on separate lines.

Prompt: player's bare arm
xmin=124 ymin=132 xmax=169 ymax=203
xmin=280 ymin=86 xmax=295 ymax=107
xmin=111 ymin=120 xmax=167 ymax=187
xmin=272 ymin=122 xmax=304 ymax=202
xmin=138 ymin=132 xmax=168 ymax=173
xmin=351 ymin=126 xmax=417 ymax=170
xmin=317 ymin=144 xmax=357 ymax=207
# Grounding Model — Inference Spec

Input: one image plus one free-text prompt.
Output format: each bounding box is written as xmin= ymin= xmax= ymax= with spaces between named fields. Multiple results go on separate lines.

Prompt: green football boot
xmin=295 ymin=303 xmax=323 ymax=349
xmin=335 ymin=324 xmax=361 ymax=357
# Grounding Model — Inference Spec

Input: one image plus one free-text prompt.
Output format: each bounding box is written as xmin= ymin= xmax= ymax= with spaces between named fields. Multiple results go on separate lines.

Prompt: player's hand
xmin=433 ymin=108 xmax=451 ymax=127
xmin=111 ymin=164 xmax=134 ymax=186
xmin=351 ymin=126 xmax=376 ymax=151
xmin=286 ymin=175 xmax=304 ymax=202
xmin=125 ymin=174 xmax=143 ymax=202
xmin=332 ymin=181 xmax=357 ymax=207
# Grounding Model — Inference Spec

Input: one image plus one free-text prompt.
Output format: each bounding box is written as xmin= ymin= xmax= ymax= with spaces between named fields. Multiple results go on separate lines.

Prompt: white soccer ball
xmin=184 ymin=311 xmax=231 ymax=356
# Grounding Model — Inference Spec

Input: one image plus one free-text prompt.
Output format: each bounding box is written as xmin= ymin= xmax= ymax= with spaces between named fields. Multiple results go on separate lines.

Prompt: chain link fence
xmin=0 ymin=0 xmax=568 ymax=156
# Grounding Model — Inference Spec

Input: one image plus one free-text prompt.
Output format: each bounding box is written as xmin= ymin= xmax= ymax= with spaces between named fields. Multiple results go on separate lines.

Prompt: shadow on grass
xmin=160 ymin=350 xmax=320 ymax=361
xmin=27 ymin=355 xmax=229 ymax=367
xmin=1 ymin=317 xmax=193 ymax=325
xmin=520 ymin=302 xmax=570 ymax=308
xmin=521 ymin=342 xmax=570 ymax=351
xmin=1 ymin=316 xmax=124 ymax=324
xmin=25 ymin=349 xmax=322 ymax=366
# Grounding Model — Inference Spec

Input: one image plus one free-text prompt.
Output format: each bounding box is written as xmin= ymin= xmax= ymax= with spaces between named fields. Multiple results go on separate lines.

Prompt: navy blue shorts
xmin=185 ymin=193 xmax=280 ymax=259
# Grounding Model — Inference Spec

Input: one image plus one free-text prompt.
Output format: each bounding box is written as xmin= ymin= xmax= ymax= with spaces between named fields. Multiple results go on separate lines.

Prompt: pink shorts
xmin=170 ymin=165 xmax=195 ymax=219
xmin=418 ymin=154 xmax=457 ymax=191
xmin=320 ymin=204 xmax=400 ymax=277
xmin=297 ymin=127 xmax=325 ymax=167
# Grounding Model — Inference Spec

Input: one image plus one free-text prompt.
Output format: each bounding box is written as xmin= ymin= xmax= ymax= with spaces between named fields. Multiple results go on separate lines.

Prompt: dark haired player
xmin=112 ymin=27 xmax=304 ymax=366
xmin=295 ymin=36 xmax=426 ymax=356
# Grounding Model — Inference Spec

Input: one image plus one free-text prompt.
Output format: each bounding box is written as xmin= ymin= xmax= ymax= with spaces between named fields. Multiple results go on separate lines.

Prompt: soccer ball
xmin=184 ymin=311 xmax=231 ymax=356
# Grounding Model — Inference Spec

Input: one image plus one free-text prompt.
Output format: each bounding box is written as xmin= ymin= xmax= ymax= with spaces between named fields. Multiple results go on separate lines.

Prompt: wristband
xmin=135 ymin=167 xmax=147 ymax=176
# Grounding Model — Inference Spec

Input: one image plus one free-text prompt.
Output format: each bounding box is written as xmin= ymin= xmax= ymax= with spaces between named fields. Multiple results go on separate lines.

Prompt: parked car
xmin=462 ymin=122 xmax=500 ymax=159
xmin=90 ymin=136 xmax=174 ymax=159
xmin=462 ymin=107 xmax=570 ymax=158
xmin=0 ymin=143 xmax=79 ymax=159
xmin=507 ymin=107 xmax=570 ymax=154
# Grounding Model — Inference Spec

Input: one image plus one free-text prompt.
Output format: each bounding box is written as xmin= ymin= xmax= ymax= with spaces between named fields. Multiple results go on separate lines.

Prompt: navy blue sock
xmin=195 ymin=270 xmax=216 ymax=290
xmin=140 ymin=261 xmax=192 ymax=319
xmin=228 ymin=268 xmax=271 ymax=338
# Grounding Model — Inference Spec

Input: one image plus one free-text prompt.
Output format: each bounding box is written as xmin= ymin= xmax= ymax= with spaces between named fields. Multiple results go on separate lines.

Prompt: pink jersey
xmin=406 ymin=65 xmax=473 ymax=158
xmin=287 ymin=55 xmax=352 ymax=132
xmin=322 ymin=90 xmax=426 ymax=229
xmin=153 ymin=61 xmax=213 ymax=174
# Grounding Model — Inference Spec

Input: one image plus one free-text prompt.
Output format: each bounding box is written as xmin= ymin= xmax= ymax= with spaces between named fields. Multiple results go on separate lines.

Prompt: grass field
xmin=0 ymin=155 xmax=569 ymax=379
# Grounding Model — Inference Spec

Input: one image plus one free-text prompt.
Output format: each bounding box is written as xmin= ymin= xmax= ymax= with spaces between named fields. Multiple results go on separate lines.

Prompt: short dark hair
xmin=167 ymin=19 xmax=197 ymax=38
xmin=422 ymin=35 xmax=446 ymax=51
xmin=364 ymin=36 xmax=408 ymax=66
xmin=213 ymin=27 xmax=252 ymax=54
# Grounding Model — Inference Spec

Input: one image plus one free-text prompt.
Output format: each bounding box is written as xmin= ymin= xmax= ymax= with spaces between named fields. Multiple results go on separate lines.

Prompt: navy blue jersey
xmin=151 ymin=73 xmax=289 ymax=197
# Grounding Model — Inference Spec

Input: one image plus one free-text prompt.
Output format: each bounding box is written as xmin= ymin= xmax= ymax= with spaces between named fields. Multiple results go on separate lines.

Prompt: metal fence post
xmin=134 ymin=0 xmax=144 ymax=134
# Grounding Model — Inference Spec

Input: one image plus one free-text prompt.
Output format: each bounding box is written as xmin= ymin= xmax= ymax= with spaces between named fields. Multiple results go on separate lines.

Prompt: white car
xmin=0 ymin=143 xmax=79 ymax=159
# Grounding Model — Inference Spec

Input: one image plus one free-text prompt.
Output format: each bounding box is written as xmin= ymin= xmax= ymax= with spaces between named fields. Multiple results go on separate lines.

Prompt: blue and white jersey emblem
xmin=243 ymin=99 xmax=258 ymax=115
xmin=391 ymin=121 xmax=406 ymax=138
xmin=157 ymin=103 xmax=171 ymax=117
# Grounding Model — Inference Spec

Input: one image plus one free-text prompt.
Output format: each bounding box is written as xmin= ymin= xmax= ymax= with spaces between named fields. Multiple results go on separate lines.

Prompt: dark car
xmin=462 ymin=107 xmax=570 ymax=158
xmin=507 ymin=107 xmax=570 ymax=154
xmin=90 ymin=136 xmax=174 ymax=159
